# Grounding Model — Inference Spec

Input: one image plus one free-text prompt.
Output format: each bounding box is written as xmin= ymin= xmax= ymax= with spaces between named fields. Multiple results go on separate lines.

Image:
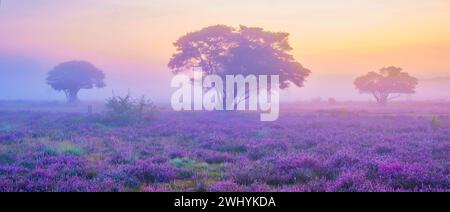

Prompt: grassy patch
xmin=39 ymin=142 xmax=86 ymax=156
xmin=255 ymin=129 xmax=270 ymax=138
xmin=170 ymin=158 xmax=223 ymax=176
xmin=38 ymin=141 xmax=86 ymax=157
xmin=170 ymin=158 xmax=197 ymax=169
xmin=0 ymin=153 xmax=15 ymax=165
xmin=62 ymin=145 xmax=85 ymax=156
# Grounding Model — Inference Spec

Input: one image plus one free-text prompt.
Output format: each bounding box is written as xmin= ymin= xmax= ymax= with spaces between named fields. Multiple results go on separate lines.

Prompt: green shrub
xmin=431 ymin=116 xmax=443 ymax=129
xmin=63 ymin=146 xmax=85 ymax=156
xmin=105 ymin=95 xmax=157 ymax=125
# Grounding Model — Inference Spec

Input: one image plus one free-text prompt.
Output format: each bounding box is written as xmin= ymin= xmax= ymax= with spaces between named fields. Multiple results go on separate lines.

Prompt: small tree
xmin=47 ymin=61 xmax=106 ymax=103
xmin=354 ymin=66 xmax=418 ymax=105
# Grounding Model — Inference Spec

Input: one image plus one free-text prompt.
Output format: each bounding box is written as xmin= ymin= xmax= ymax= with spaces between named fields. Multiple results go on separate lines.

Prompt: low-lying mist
xmin=1 ymin=56 xmax=449 ymax=103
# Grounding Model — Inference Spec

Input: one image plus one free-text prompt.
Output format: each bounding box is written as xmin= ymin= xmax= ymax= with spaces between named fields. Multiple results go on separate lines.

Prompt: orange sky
xmin=1 ymin=0 xmax=450 ymax=100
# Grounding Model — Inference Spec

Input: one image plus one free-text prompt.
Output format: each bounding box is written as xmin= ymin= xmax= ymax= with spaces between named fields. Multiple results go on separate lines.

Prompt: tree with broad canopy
xmin=354 ymin=66 xmax=418 ymax=105
xmin=168 ymin=25 xmax=311 ymax=105
xmin=47 ymin=61 xmax=106 ymax=103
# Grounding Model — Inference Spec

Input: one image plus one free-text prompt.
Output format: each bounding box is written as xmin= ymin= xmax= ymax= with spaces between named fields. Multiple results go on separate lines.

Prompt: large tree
xmin=168 ymin=25 xmax=311 ymax=103
xmin=354 ymin=66 xmax=418 ymax=105
xmin=47 ymin=61 xmax=106 ymax=103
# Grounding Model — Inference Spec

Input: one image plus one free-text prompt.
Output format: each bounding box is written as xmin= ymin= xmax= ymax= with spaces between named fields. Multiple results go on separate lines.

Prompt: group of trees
xmin=46 ymin=25 xmax=418 ymax=105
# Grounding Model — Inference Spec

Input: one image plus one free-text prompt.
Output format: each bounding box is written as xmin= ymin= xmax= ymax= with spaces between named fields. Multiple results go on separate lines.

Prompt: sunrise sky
xmin=1 ymin=0 xmax=450 ymax=101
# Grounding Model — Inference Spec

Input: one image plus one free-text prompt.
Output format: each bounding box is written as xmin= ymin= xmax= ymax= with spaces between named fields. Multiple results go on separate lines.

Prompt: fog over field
xmin=0 ymin=1 xmax=449 ymax=193
xmin=1 ymin=56 xmax=450 ymax=103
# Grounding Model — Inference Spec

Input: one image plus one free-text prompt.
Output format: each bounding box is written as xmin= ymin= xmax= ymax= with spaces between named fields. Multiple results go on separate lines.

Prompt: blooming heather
xmin=0 ymin=109 xmax=448 ymax=192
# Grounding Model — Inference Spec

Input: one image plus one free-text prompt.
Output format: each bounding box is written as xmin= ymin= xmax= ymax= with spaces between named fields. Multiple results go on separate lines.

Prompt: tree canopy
xmin=47 ymin=61 xmax=106 ymax=103
xmin=354 ymin=66 xmax=418 ymax=104
xmin=168 ymin=25 xmax=311 ymax=89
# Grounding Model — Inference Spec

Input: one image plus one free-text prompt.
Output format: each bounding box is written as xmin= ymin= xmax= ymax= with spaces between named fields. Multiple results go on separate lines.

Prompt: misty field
xmin=0 ymin=102 xmax=449 ymax=192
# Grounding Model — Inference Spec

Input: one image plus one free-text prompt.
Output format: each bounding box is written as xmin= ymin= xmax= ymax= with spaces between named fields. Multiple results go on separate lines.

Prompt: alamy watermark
xmin=171 ymin=71 xmax=280 ymax=122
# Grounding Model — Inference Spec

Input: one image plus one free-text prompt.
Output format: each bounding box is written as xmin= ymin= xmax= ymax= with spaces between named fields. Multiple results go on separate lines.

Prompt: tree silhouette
xmin=169 ymin=25 xmax=237 ymax=76
xmin=47 ymin=61 xmax=106 ymax=103
xmin=354 ymin=66 xmax=418 ymax=105
xmin=168 ymin=25 xmax=311 ymax=104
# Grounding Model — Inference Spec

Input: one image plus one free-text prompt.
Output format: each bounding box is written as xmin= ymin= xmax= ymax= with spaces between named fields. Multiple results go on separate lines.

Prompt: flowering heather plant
xmin=123 ymin=160 xmax=176 ymax=184
xmin=208 ymin=181 xmax=244 ymax=192
xmin=0 ymin=106 xmax=449 ymax=192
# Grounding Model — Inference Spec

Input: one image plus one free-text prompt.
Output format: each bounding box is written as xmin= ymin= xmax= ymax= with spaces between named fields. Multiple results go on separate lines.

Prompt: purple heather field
xmin=2 ymin=1 xmax=450 ymax=195
xmin=0 ymin=101 xmax=448 ymax=192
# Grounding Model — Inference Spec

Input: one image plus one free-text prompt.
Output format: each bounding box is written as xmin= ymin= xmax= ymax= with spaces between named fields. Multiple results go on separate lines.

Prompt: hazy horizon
xmin=0 ymin=1 xmax=449 ymax=194
xmin=1 ymin=0 xmax=450 ymax=102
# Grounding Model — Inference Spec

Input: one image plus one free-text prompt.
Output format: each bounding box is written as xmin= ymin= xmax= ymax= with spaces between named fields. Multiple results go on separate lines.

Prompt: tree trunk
xmin=378 ymin=97 xmax=388 ymax=105
xmin=67 ymin=89 xmax=80 ymax=103
xmin=372 ymin=92 xmax=388 ymax=105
